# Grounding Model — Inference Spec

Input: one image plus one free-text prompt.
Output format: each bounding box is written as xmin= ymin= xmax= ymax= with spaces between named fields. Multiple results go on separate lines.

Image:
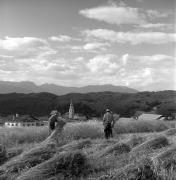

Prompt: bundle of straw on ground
xmin=125 ymin=134 xmax=146 ymax=148
xmin=111 ymin=157 xmax=159 ymax=180
xmin=0 ymin=122 xmax=67 ymax=179
xmin=7 ymin=147 xmax=23 ymax=159
xmin=16 ymin=150 xmax=88 ymax=180
xmin=58 ymin=139 xmax=92 ymax=152
xmin=0 ymin=143 xmax=57 ymax=179
xmin=130 ymin=135 xmax=169 ymax=158
xmin=93 ymin=142 xmax=131 ymax=158
xmin=153 ymin=146 xmax=176 ymax=170
xmin=163 ymin=128 xmax=176 ymax=136
xmin=0 ymin=144 xmax=7 ymax=165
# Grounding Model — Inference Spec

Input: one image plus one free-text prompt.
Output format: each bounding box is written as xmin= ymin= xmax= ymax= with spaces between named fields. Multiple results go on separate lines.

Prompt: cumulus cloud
xmin=146 ymin=10 xmax=169 ymax=19
xmin=87 ymin=54 xmax=120 ymax=75
xmin=0 ymin=35 xmax=175 ymax=90
xmin=83 ymin=42 xmax=110 ymax=50
xmin=49 ymin=35 xmax=72 ymax=42
xmin=139 ymin=23 xmax=173 ymax=30
xmin=80 ymin=5 xmax=146 ymax=25
xmin=119 ymin=54 xmax=175 ymax=90
xmin=80 ymin=3 xmax=170 ymax=28
xmin=66 ymin=42 xmax=110 ymax=53
xmin=83 ymin=29 xmax=176 ymax=45
xmin=0 ymin=36 xmax=47 ymax=51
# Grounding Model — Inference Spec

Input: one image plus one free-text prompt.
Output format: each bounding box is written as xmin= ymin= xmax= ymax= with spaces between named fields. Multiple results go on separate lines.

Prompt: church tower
xmin=69 ymin=99 xmax=74 ymax=119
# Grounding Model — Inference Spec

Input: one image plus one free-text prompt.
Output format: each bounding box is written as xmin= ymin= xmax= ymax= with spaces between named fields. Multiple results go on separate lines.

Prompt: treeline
xmin=0 ymin=91 xmax=175 ymax=118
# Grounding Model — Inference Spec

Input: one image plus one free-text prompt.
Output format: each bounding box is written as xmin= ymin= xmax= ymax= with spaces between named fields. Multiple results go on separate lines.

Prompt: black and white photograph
xmin=0 ymin=0 xmax=175 ymax=179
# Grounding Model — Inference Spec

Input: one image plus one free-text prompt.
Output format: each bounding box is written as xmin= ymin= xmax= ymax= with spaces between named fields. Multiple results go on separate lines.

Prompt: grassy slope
xmin=0 ymin=120 xmax=176 ymax=180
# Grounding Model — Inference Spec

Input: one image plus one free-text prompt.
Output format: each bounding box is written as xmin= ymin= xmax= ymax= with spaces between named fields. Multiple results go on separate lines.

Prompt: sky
xmin=0 ymin=0 xmax=175 ymax=91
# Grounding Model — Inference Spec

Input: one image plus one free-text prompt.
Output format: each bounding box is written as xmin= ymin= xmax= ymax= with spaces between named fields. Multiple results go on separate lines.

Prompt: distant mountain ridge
xmin=0 ymin=81 xmax=138 ymax=95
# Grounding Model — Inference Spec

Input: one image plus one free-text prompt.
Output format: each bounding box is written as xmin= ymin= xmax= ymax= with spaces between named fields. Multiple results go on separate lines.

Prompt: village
xmin=0 ymin=99 xmax=175 ymax=128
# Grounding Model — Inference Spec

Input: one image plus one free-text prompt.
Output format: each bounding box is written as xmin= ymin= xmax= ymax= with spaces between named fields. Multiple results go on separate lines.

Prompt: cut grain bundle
xmin=111 ymin=158 xmax=158 ymax=180
xmin=16 ymin=150 xmax=88 ymax=180
xmin=0 ymin=144 xmax=7 ymax=165
xmin=153 ymin=146 xmax=176 ymax=170
xmin=58 ymin=139 xmax=92 ymax=152
xmin=125 ymin=134 xmax=146 ymax=148
xmin=0 ymin=121 xmax=67 ymax=179
xmin=93 ymin=142 xmax=131 ymax=158
xmin=131 ymin=135 xmax=169 ymax=157
xmin=0 ymin=143 xmax=57 ymax=179
xmin=163 ymin=128 xmax=176 ymax=136
xmin=7 ymin=147 xmax=23 ymax=159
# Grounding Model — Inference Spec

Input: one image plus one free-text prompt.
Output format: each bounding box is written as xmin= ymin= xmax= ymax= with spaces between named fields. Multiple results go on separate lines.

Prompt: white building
xmin=4 ymin=115 xmax=45 ymax=128
xmin=138 ymin=113 xmax=164 ymax=121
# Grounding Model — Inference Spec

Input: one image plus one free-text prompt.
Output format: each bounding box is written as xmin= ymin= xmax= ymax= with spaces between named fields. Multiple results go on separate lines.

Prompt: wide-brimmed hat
xmin=50 ymin=110 xmax=59 ymax=115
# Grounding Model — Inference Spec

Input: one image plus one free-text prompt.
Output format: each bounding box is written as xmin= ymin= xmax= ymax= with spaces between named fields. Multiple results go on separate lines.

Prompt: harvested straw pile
xmin=0 ymin=121 xmax=67 ymax=179
xmin=153 ymin=146 xmax=176 ymax=170
xmin=125 ymin=134 xmax=145 ymax=148
xmin=7 ymin=147 xmax=23 ymax=159
xmin=0 ymin=144 xmax=6 ymax=165
xmin=131 ymin=135 xmax=169 ymax=157
xmin=93 ymin=142 xmax=131 ymax=158
xmin=163 ymin=128 xmax=176 ymax=136
xmin=58 ymin=139 xmax=92 ymax=152
xmin=0 ymin=143 xmax=56 ymax=179
xmin=16 ymin=150 xmax=88 ymax=180
xmin=112 ymin=157 xmax=158 ymax=180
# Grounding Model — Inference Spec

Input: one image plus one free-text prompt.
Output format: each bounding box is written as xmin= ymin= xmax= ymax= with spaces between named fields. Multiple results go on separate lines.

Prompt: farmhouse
xmin=4 ymin=114 xmax=45 ymax=128
xmin=138 ymin=113 xmax=164 ymax=121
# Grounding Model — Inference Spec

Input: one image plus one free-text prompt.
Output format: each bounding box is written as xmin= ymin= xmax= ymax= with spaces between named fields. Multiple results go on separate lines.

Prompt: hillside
xmin=0 ymin=91 xmax=175 ymax=117
xmin=0 ymin=81 xmax=138 ymax=95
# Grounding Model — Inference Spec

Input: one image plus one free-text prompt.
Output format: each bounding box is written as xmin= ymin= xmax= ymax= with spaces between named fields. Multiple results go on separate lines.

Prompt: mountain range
xmin=0 ymin=81 xmax=138 ymax=95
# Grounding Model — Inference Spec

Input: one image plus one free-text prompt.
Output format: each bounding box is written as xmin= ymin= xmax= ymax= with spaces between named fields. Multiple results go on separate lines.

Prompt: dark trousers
xmin=104 ymin=124 xmax=113 ymax=139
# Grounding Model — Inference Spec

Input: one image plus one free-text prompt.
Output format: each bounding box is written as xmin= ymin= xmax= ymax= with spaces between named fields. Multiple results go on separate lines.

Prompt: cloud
xmin=87 ymin=54 xmax=120 ymax=75
xmin=119 ymin=54 xmax=175 ymax=90
xmin=0 ymin=35 xmax=175 ymax=90
xmin=63 ymin=42 xmax=110 ymax=54
xmin=83 ymin=42 xmax=110 ymax=50
xmin=80 ymin=3 xmax=170 ymax=28
xmin=49 ymin=35 xmax=72 ymax=42
xmin=80 ymin=5 xmax=146 ymax=25
xmin=83 ymin=29 xmax=176 ymax=44
xmin=0 ymin=36 xmax=47 ymax=51
xmin=146 ymin=10 xmax=169 ymax=19
xmin=139 ymin=23 xmax=173 ymax=30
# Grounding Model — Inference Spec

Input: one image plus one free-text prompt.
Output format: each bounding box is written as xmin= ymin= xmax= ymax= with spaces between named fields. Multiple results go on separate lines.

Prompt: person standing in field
xmin=103 ymin=109 xmax=115 ymax=139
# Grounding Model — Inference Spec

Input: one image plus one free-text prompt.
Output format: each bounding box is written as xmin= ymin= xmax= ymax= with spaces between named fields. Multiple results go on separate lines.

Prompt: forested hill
xmin=0 ymin=91 xmax=175 ymax=117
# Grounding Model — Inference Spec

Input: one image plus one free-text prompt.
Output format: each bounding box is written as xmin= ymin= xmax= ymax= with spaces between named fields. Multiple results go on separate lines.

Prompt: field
xmin=0 ymin=119 xmax=176 ymax=180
